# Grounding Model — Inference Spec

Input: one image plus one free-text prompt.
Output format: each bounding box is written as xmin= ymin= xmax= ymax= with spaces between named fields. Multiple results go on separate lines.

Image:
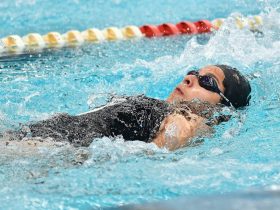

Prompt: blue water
xmin=1 ymin=0 xmax=280 ymax=209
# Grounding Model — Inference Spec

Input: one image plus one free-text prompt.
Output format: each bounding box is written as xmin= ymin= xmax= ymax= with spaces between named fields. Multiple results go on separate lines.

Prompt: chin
xmin=167 ymin=94 xmax=187 ymax=103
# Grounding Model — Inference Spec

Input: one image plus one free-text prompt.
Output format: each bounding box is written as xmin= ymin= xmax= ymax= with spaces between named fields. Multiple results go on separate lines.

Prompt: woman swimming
xmin=5 ymin=64 xmax=251 ymax=150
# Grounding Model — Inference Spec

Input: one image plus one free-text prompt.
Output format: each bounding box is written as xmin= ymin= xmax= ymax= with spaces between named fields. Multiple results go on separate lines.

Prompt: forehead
xmin=199 ymin=65 xmax=225 ymax=82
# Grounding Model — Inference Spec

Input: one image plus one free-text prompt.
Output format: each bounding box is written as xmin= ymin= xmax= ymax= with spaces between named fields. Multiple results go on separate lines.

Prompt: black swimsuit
xmin=8 ymin=95 xmax=228 ymax=147
xmin=16 ymin=95 xmax=171 ymax=146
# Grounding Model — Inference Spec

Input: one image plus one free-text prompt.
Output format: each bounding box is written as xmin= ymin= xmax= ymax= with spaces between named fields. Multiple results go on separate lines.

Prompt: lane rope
xmin=0 ymin=15 xmax=263 ymax=56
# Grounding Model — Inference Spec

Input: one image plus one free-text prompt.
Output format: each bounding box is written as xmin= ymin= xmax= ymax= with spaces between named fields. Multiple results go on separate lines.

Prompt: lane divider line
xmin=0 ymin=15 xmax=263 ymax=56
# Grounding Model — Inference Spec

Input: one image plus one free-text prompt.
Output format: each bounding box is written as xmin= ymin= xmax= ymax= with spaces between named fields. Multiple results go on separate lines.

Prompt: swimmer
xmin=4 ymin=64 xmax=251 ymax=150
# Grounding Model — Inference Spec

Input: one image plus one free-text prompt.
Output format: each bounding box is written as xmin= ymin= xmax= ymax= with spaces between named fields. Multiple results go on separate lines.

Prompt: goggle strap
xmin=219 ymin=92 xmax=234 ymax=108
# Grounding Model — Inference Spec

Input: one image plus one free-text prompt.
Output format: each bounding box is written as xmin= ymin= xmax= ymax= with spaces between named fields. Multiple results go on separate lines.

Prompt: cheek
xmin=186 ymin=88 xmax=221 ymax=104
xmin=197 ymin=91 xmax=220 ymax=104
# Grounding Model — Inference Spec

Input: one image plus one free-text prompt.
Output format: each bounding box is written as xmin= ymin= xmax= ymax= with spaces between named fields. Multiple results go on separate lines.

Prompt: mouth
xmin=175 ymin=87 xmax=184 ymax=96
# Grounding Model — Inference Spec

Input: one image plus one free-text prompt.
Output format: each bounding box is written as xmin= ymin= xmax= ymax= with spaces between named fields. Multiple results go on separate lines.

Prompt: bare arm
xmin=152 ymin=113 xmax=209 ymax=150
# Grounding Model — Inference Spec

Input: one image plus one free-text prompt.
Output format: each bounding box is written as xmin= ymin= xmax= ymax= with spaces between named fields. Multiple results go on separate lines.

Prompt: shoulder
xmin=153 ymin=112 xmax=207 ymax=150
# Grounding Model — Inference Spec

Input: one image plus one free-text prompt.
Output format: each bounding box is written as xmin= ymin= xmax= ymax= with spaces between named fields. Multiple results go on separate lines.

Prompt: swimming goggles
xmin=187 ymin=70 xmax=233 ymax=107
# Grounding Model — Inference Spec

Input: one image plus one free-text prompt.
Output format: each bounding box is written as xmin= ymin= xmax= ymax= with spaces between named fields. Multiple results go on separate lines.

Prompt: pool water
xmin=1 ymin=0 xmax=280 ymax=209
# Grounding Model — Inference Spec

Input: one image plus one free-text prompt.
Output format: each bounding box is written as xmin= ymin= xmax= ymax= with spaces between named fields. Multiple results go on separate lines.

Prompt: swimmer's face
xmin=167 ymin=65 xmax=225 ymax=104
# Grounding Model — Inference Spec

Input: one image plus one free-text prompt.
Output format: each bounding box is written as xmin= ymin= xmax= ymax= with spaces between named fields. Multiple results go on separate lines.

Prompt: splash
xmin=0 ymin=1 xmax=280 ymax=209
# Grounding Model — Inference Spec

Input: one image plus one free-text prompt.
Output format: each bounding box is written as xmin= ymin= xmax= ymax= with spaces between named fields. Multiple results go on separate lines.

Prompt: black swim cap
xmin=215 ymin=65 xmax=251 ymax=108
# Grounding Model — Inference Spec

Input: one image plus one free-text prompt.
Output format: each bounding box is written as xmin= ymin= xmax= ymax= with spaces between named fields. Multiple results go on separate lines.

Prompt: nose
xmin=182 ymin=75 xmax=197 ymax=87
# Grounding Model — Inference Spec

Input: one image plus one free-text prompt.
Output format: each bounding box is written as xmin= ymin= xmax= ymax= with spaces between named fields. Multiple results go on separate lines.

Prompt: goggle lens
xmin=187 ymin=70 xmax=219 ymax=93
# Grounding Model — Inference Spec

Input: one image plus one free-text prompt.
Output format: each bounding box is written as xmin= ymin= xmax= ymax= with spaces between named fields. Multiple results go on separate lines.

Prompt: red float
xmin=157 ymin=23 xmax=180 ymax=36
xmin=176 ymin=21 xmax=198 ymax=34
xmin=139 ymin=25 xmax=162 ymax=37
xmin=194 ymin=20 xmax=212 ymax=33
